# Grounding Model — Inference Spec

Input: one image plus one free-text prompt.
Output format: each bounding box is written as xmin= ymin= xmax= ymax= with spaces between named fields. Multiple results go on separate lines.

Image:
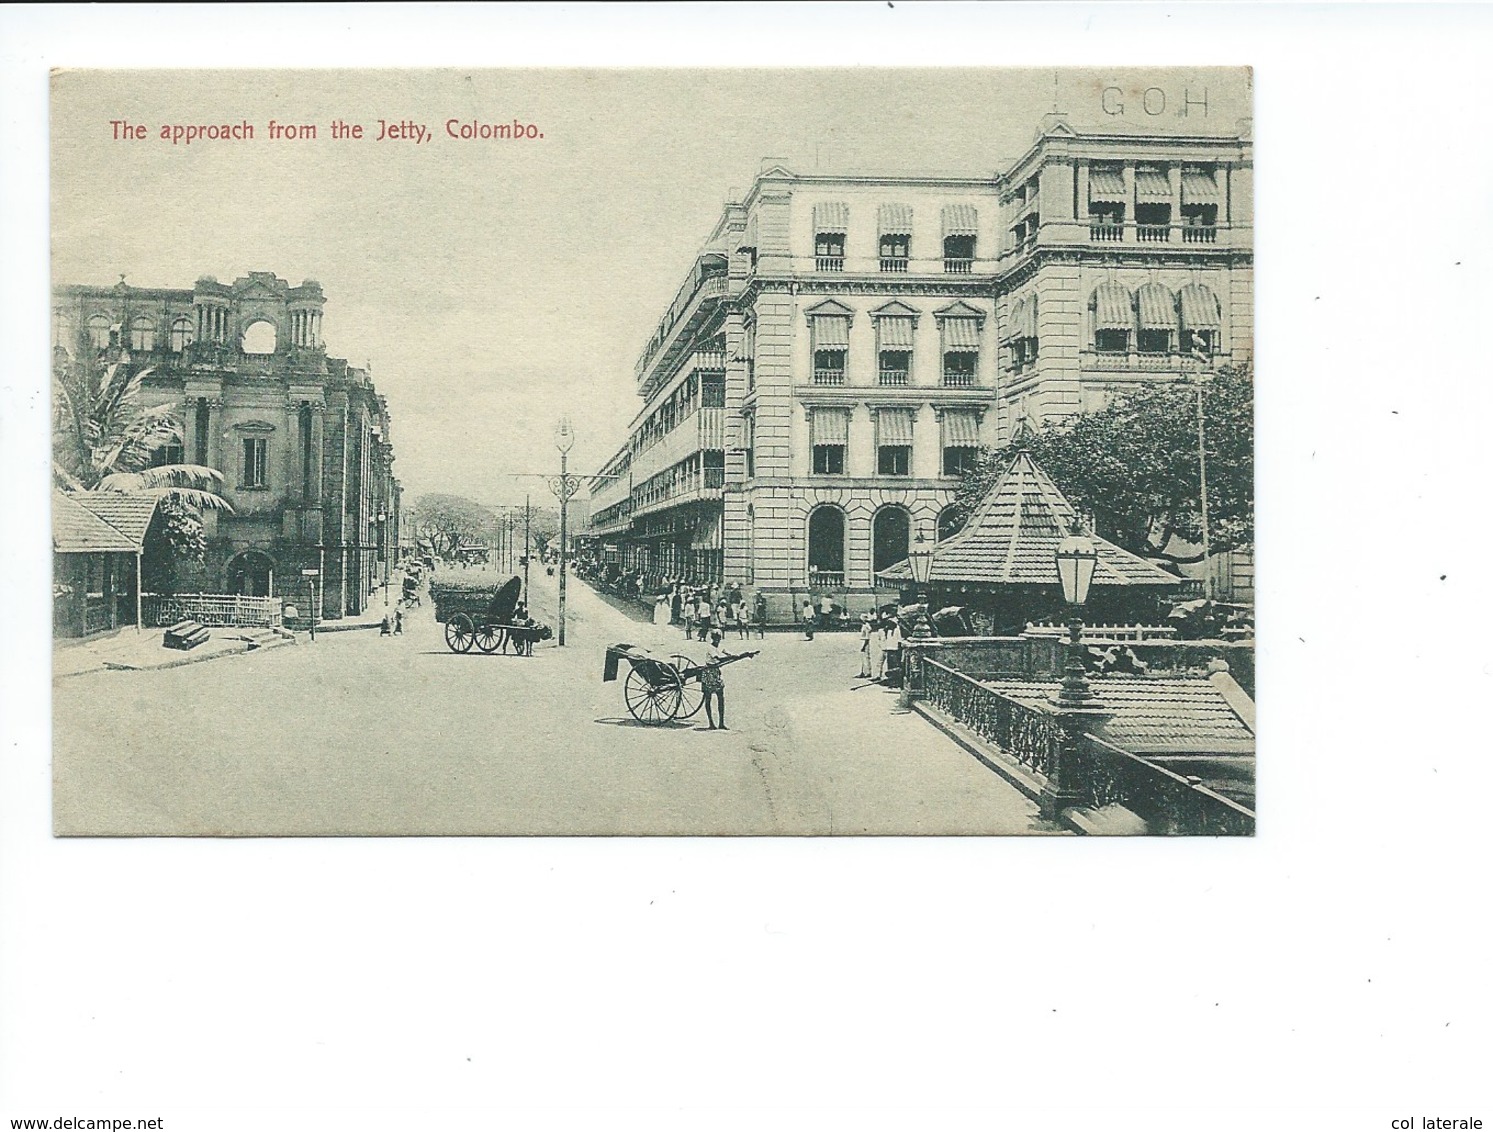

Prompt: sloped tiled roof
xmin=72 ymin=492 xmax=160 ymax=548
xmin=988 ymin=675 xmax=1255 ymax=756
xmin=53 ymin=491 xmax=140 ymax=553
xmin=882 ymin=451 xmax=1180 ymax=588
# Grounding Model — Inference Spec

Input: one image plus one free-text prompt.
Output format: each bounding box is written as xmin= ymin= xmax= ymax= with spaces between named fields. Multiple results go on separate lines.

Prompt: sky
xmin=51 ymin=67 xmax=1249 ymax=506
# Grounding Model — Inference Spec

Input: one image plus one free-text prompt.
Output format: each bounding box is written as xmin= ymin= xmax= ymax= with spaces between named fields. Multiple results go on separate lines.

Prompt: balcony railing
xmin=1089 ymin=224 xmax=1124 ymax=242
xmin=815 ymin=256 xmax=845 ymax=272
xmin=1082 ymin=350 xmax=1228 ymax=372
xmin=941 ymin=371 xmax=977 ymax=388
xmin=812 ymin=368 xmax=846 ymax=386
xmin=879 ymin=257 xmax=909 ymax=273
xmin=944 ymin=257 xmax=974 ymax=274
xmin=1182 ymin=225 xmax=1218 ymax=244
xmin=878 ymin=369 xmax=910 ymax=387
xmin=1136 ymin=225 xmax=1171 ymax=243
xmin=809 ymin=569 xmax=845 ymax=589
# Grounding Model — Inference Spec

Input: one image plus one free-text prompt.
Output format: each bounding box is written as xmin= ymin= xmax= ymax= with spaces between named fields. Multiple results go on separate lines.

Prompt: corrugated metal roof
xmin=879 ymin=452 xmax=1180 ymax=589
xmin=53 ymin=491 xmax=149 ymax=554
xmin=983 ymin=676 xmax=1255 ymax=756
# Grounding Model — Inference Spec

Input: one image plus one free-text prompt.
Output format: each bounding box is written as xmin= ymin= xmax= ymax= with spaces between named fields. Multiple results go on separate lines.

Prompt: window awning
xmin=1134 ymin=167 xmax=1172 ymax=202
xmin=877 ymin=316 xmax=914 ymax=350
xmin=1005 ymin=299 xmax=1026 ymax=341
xmin=738 ymin=212 xmax=758 ymax=252
xmin=1093 ymin=282 xmax=1133 ymax=330
xmin=942 ymin=203 xmax=979 ymax=236
xmin=1088 ymin=166 xmax=1127 ymax=204
xmin=942 ymin=317 xmax=981 ymax=350
xmin=1181 ymin=169 xmax=1221 ymax=205
xmin=1179 ymin=284 xmax=1221 ymax=329
xmin=813 ymin=201 xmax=849 ymax=234
xmin=810 ymin=407 xmax=850 ymax=445
xmin=737 ymin=319 xmax=756 ymax=361
xmin=876 ymin=408 xmax=915 ymax=446
xmin=878 ymin=202 xmax=914 ymax=235
xmin=1137 ymin=283 xmax=1176 ymax=329
xmin=1008 ymin=295 xmax=1038 ymax=339
xmin=811 ymin=315 xmax=850 ymax=350
xmin=942 ymin=410 xmax=981 ymax=446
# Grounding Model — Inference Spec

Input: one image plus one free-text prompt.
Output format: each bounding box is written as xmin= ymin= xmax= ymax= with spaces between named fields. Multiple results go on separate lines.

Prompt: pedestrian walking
xmin=801 ymin=599 xmax=815 ymax=641
xmin=394 ymin=609 xmax=403 ymax=635
xmin=753 ymin=592 xmax=768 ymax=639
xmin=695 ymin=592 xmax=713 ymax=642
xmin=870 ymin=613 xmax=887 ymax=680
xmin=671 ymin=584 xmax=683 ymax=626
xmin=858 ymin=614 xmax=873 ymax=678
xmin=733 ymin=598 xmax=748 ymax=640
xmin=380 ymin=613 xmax=392 ymax=637
xmin=653 ymin=593 xmax=670 ymax=626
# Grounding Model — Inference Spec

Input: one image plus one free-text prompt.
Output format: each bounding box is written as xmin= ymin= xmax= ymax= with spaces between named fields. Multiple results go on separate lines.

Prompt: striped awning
xmin=1137 ymin=283 xmax=1176 ymax=329
xmin=877 ymin=316 xmax=914 ymax=349
xmin=811 ymin=315 xmax=850 ymax=350
xmin=810 ymin=407 xmax=850 ymax=445
xmin=1011 ymin=296 xmax=1038 ymax=339
xmin=1134 ymin=167 xmax=1171 ymax=202
xmin=942 ymin=203 xmax=979 ymax=236
xmin=878 ymin=202 xmax=914 ymax=235
xmin=1093 ymin=282 xmax=1133 ymax=330
xmin=1088 ymin=166 xmax=1127 ymax=203
xmin=739 ymin=212 xmax=759 ymax=251
xmin=1179 ymin=283 xmax=1221 ymax=329
xmin=813 ymin=201 xmax=849 ymax=234
xmin=942 ymin=410 xmax=981 ymax=446
xmin=876 ymin=407 xmax=915 ymax=445
xmin=942 ymin=318 xmax=981 ymax=350
xmin=1181 ymin=169 xmax=1221 ymax=204
xmin=1005 ymin=299 xmax=1027 ymax=341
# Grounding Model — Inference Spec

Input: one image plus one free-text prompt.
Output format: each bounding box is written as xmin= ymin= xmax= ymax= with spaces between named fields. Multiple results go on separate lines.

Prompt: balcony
xmin=1081 ymin=349 xmax=1229 ymax=374
xmin=1136 ymin=225 xmax=1171 ymax=243
xmin=813 ymin=368 xmax=846 ymax=387
xmin=941 ymin=371 xmax=977 ymax=389
xmin=944 ymin=257 xmax=974 ymax=274
xmin=815 ymin=256 xmax=845 ymax=272
xmin=878 ymin=369 xmax=910 ymax=387
xmin=1089 ymin=224 xmax=1124 ymax=243
xmin=1182 ymin=225 xmax=1218 ymax=244
xmin=879 ymin=257 xmax=909 ymax=273
xmin=809 ymin=570 xmax=845 ymax=589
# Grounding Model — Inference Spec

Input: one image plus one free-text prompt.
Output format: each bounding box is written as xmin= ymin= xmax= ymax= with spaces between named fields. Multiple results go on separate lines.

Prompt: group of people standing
xmin=857 ymin=611 xmax=904 ymax=681
xmin=653 ymin=579 xmax=766 ymax=641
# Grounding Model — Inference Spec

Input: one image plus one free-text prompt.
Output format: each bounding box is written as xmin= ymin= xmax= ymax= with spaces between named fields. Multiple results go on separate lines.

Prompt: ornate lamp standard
xmin=377 ymin=510 xmax=390 ymax=607
xmin=906 ymin=525 xmax=936 ymax=641
xmin=1042 ymin=534 xmax=1107 ymax=820
xmin=550 ymin=418 xmax=582 ymax=647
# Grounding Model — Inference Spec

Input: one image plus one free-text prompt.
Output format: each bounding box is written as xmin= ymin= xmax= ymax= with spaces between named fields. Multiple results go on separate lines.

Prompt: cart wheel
xmin=474 ymin=623 xmax=506 ymax=654
xmin=670 ymin=654 xmax=706 ymax=720
xmin=444 ymin=613 xmax=476 ymax=653
xmin=624 ymin=665 xmax=682 ymax=724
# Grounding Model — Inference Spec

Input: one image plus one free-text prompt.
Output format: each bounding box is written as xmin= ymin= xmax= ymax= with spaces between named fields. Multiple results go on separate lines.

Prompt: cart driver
xmin=701 ymin=629 xmax=739 ymax=731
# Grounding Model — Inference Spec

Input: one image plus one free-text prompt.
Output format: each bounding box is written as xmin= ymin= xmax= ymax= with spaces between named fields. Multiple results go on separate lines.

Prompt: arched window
xmin=87 ymin=315 xmax=111 ymax=349
xmin=130 ymin=317 xmax=155 ymax=352
xmin=241 ymin=320 xmax=276 ymax=355
xmin=807 ymin=505 xmax=845 ymax=587
xmin=872 ymin=505 xmax=910 ymax=578
xmin=937 ymin=506 xmax=966 ymax=542
xmin=1091 ymin=282 xmax=1133 ymax=353
xmin=169 ymin=317 xmax=193 ymax=353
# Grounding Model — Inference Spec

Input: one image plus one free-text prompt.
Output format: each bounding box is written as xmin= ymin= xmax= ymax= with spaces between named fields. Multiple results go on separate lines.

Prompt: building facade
xmin=52 ymin=271 xmax=402 ymax=619
xmin=586 ymin=115 xmax=1253 ymax=618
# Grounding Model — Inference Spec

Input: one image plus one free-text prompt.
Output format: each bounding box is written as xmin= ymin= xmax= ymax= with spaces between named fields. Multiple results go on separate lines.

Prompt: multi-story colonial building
xmin=587 ymin=114 xmax=1253 ymax=619
xmin=52 ymin=271 xmax=402 ymax=619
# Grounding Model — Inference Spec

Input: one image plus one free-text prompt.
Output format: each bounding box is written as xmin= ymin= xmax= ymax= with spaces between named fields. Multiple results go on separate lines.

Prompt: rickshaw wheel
xmin=474 ymin=623 xmax=506 ymax=654
xmin=670 ymin=654 xmax=706 ymax=720
xmin=624 ymin=664 xmax=682 ymax=724
xmin=445 ymin=613 xmax=476 ymax=653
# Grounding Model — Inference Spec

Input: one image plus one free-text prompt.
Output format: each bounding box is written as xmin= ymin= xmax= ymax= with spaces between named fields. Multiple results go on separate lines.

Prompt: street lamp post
xmin=1042 ymin=534 xmax=1106 ymax=821
xmin=378 ymin=510 xmax=389 ymax=606
xmin=550 ymin=418 xmax=581 ymax=647
xmin=906 ymin=526 xmax=936 ymax=640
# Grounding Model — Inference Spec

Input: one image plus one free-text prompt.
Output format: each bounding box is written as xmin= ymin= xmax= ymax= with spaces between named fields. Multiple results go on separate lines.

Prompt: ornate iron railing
xmin=1078 ymin=733 xmax=1255 ymax=836
xmin=921 ymin=659 xmax=1059 ymax=778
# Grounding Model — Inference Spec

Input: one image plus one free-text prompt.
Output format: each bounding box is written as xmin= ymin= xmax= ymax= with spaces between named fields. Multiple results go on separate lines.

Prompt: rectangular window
xmin=943 ymin=446 xmax=979 ymax=477
xmin=242 ymin=437 xmax=268 ymax=488
xmin=877 ymin=445 xmax=910 ymax=476
xmin=815 ymin=233 xmax=845 ymax=271
xmin=813 ymin=349 xmax=846 ymax=386
xmin=702 ymin=376 xmax=725 ymax=407
xmin=1138 ymin=328 xmax=1172 ymax=355
xmin=812 ymin=444 xmax=845 ymax=475
xmin=878 ymin=350 xmax=911 ymax=387
xmin=743 ymin=416 xmax=755 ymax=479
xmin=151 ymin=443 xmax=185 ymax=467
xmin=879 ymin=234 xmax=909 ymax=272
xmin=1095 ymin=329 xmax=1130 ymax=354
xmin=942 ymin=352 xmax=977 ymax=388
xmin=943 ymin=234 xmax=975 ymax=273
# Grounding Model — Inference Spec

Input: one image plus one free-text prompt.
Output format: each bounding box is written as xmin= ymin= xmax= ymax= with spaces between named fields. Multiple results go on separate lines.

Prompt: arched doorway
xmin=872 ymin=505 xmax=910 ymax=578
xmin=227 ymin=550 xmax=276 ymax=597
xmin=806 ymin=505 xmax=845 ymax=587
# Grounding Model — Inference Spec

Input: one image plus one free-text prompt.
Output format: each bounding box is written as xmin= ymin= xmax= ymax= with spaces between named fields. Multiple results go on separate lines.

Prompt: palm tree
xmin=52 ymin=354 xmax=232 ymax=512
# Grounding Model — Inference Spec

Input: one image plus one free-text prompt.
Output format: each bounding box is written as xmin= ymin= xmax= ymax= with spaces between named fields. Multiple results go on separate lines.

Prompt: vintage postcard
xmin=50 ymin=67 xmax=1254 ymax=836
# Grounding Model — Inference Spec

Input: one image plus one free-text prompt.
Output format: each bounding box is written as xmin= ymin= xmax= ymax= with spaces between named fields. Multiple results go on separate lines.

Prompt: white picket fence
xmin=142 ymin=593 xmax=282 ymax=629
xmin=1021 ymin=621 xmax=1177 ymax=643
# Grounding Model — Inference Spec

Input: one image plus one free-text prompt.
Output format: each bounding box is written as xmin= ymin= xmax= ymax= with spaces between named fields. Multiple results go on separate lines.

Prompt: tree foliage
xmin=950 ymin=361 xmax=1253 ymax=564
xmin=412 ymin=494 xmax=500 ymax=558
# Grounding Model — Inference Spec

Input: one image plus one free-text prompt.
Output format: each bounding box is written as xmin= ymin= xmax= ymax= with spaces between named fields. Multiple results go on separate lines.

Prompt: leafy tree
xmin=412 ymin=494 xmax=500 ymax=559
xmin=53 ymin=353 xmax=231 ymax=590
xmin=950 ymin=361 xmax=1253 ymax=565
